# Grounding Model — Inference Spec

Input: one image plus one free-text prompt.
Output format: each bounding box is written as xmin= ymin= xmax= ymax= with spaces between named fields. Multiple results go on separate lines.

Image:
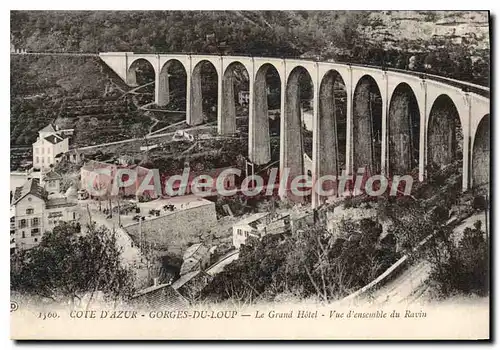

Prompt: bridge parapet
xmin=100 ymin=52 xmax=489 ymax=96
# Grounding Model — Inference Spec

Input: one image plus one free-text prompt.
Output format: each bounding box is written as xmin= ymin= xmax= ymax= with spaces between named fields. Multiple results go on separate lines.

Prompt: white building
xmin=32 ymin=124 xmax=70 ymax=170
xmin=232 ymin=212 xmax=292 ymax=249
xmin=232 ymin=213 xmax=269 ymax=249
xmin=11 ymin=178 xmax=79 ymax=251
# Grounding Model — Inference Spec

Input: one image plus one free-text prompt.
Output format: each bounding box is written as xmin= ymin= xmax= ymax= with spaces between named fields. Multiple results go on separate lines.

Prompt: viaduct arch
xmin=352 ymin=75 xmax=382 ymax=176
xmin=388 ymin=82 xmax=420 ymax=175
xmin=472 ymin=114 xmax=490 ymax=189
xmin=427 ymin=94 xmax=463 ymax=173
xmin=317 ymin=70 xmax=347 ymax=198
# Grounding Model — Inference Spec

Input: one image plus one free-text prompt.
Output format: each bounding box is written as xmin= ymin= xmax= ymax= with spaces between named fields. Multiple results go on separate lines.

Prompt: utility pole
xmin=139 ymin=216 xmax=143 ymax=253
xmin=86 ymin=203 xmax=93 ymax=226
xmin=117 ymin=187 xmax=123 ymax=227
xmin=117 ymin=197 xmax=121 ymax=227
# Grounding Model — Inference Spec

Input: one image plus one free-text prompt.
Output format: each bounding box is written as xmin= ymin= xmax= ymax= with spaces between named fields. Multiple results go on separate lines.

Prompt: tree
xmin=201 ymin=219 xmax=399 ymax=303
xmin=427 ymin=221 xmax=488 ymax=297
xmin=11 ymin=222 xmax=135 ymax=307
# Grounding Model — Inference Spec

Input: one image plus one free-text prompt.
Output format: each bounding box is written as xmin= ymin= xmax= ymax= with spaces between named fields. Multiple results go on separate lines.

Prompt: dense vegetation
xmin=427 ymin=220 xmax=488 ymax=297
xmin=11 ymin=222 xmax=135 ymax=305
xmin=11 ymin=11 xmax=489 ymax=84
xmin=202 ymin=219 xmax=399 ymax=302
xmin=10 ymin=55 xmax=141 ymax=146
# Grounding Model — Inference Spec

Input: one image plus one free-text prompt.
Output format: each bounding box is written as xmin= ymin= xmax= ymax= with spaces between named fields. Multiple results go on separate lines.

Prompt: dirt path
xmin=74 ymin=124 xmax=215 ymax=151
xmin=148 ymin=116 xmax=159 ymax=134
xmin=79 ymin=202 xmax=144 ymax=266
xmin=148 ymin=120 xmax=185 ymax=136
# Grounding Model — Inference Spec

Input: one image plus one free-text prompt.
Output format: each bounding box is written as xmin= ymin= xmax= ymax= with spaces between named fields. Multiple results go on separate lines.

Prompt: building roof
xmin=131 ymin=283 xmax=189 ymax=309
xmin=46 ymin=197 xmax=77 ymax=209
xmin=182 ymin=243 xmax=207 ymax=260
xmin=58 ymin=128 xmax=74 ymax=137
xmin=173 ymin=271 xmax=212 ymax=299
xmin=12 ymin=178 xmax=47 ymax=205
xmin=43 ymin=170 xmax=63 ymax=181
xmin=81 ymin=160 xmax=116 ymax=172
xmin=40 ymin=123 xmax=56 ymax=133
xmin=44 ymin=134 xmax=64 ymax=145
xmin=171 ymin=270 xmax=202 ymax=290
xmin=205 ymin=250 xmax=239 ymax=276
xmin=233 ymin=212 xmax=270 ymax=229
xmin=180 ymin=244 xmax=210 ymax=275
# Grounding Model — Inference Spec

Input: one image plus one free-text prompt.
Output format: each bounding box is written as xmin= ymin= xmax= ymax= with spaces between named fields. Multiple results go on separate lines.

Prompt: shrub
xmin=201 ymin=218 xmax=399 ymax=303
xmin=472 ymin=195 xmax=488 ymax=211
xmin=11 ymin=223 xmax=135 ymax=305
xmin=427 ymin=221 xmax=489 ymax=297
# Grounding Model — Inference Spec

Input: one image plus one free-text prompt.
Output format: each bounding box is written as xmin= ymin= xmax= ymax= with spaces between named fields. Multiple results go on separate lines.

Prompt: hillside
xmin=10 ymin=55 xmax=147 ymax=146
xmin=11 ymin=11 xmax=489 ymax=72
xmin=10 ymin=55 xmax=160 ymax=170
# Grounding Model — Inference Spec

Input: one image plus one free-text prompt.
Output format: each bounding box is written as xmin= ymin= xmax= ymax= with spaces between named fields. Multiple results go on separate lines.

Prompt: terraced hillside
xmin=10 ymin=55 xmax=181 ymax=170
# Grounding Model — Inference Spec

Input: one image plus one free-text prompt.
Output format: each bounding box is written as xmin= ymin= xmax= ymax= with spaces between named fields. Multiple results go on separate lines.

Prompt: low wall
xmin=340 ymin=231 xmax=436 ymax=303
xmin=124 ymin=202 xmax=217 ymax=258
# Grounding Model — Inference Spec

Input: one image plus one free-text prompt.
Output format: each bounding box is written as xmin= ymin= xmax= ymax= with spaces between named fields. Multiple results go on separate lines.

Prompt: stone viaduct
xmin=99 ymin=52 xmax=490 ymax=208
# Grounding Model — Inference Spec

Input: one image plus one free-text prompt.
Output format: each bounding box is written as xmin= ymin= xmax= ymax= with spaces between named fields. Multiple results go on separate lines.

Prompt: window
xmin=26 ymin=208 xmax=34 ymax=215
xmin=47 ymin=148 xmax=51 ymax=154
xmin=18 ymin=219 xmax=27 ymax=228
xmin=35 ymin=148 xmax=38 ymax=154
xmin=21 ymin=231 xmax=25 ymax=239
xmin=41 ymin=157 xmax=44 ymax=164
xmin=73 ymin=212 xmax=76 ymax=220
xmin=48 ymin=211 xmax=63 ymax=219
xmin=41 ymin=148 xmax=44 ymax=154
xmin=34 ymin=238 xmax=38 ymax=242
xmin=31 ymin=218 xmax=40 ymax=227
xmin=36 ymin=156 xmax=39 ymax=164
xmin=31 ymin=228 xmax=40 ymax=236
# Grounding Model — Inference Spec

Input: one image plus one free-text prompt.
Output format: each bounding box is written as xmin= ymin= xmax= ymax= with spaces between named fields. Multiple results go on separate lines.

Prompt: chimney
xmin=153 ymin=277 xmax=159 ymax=287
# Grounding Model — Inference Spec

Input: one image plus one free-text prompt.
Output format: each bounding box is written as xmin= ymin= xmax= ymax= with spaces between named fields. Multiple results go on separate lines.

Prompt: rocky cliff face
xmin=359 ymin=11 xmax=489 ymax=52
